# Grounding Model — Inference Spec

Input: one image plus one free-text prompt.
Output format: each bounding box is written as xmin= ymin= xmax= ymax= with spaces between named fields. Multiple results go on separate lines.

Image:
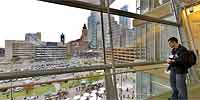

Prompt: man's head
xmin=168 ymin=37 xmax=179 ymax=48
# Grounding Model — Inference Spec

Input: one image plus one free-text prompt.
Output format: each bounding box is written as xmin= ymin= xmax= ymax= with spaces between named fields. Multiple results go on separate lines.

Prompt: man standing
xmin=167 ymin=37 xmax=188 ymax=100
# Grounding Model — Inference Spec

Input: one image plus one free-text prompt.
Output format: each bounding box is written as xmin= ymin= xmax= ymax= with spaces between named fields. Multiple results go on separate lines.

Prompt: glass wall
xmin=134 ymin=21 xmax=179 ymax=62
xmin=135 ymin=72 xmax=170 ymax=100
xmin=0 ymin=0 xmax=183 ymax=100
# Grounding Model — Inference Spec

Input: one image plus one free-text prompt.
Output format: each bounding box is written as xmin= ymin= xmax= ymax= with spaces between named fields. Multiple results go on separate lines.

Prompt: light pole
xmin=96 ymin=22 xmax=100 ymax=49
xmin=120 ymin=73 xmax=123 ymax=100
xmin=10 ymin=79 xmax=13 ymax=100
xmin=10 ymin=64 xmax=14 ymax=100
xmin=10 ymin=56 xmax=19 ymax=100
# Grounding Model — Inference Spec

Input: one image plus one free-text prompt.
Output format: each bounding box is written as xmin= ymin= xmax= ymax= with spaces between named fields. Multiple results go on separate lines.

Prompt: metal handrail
xmin=0 ymin=62 xmax=164 ymax=80
xmin=0 ymin=65 xmax=166 ymax=90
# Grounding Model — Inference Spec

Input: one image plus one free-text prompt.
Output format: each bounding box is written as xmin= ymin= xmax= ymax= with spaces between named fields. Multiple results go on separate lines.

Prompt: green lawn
xmin=0 ymin=72 xmax=104 ymax=100
xmin=61 ymin=80 xmax=80 ymax=89
xmin=32 ymin=85 xmax=55 ymax=95
xmin=0 ymin=84 xmax=55 ymax=100
xmin=61 ymin=75 xmax=104 ymax=89
xmin=0 ymin=80 xmax=83 ymax=100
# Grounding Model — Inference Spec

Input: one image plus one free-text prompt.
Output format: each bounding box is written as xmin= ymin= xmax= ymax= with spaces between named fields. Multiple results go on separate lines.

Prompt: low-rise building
xmin=5 ymin=33 xmax=68 ymax=62
xmin=106 ymin=47 xmax=146 ymax=64
xmin=5 ymin=40 xmax=35 ymax=60
xmin=67 ymin=24 xmax=89 ymax=57
xmin=35 ymin=42 xmax=67 ymax=61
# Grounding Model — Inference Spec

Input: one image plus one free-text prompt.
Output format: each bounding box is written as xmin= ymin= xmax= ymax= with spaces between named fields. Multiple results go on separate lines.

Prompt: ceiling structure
xmin=38 ymin=0 xmax=178 ymax=26
xmin=64 ymin=0 xmax=115 ymax=5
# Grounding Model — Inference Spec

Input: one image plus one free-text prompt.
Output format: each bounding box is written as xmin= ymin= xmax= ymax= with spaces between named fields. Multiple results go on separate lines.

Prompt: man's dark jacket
xmin=168 ymin=44 xmax=188 ymax=74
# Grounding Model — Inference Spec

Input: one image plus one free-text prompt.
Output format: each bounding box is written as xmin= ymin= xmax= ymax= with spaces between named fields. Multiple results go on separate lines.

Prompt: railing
xmin=1 ymin=63 xmax=199 ymax=100
xmin=0 ymin=62 xmax=164 ymax=80
xmin=0 ymin=62 xmax=170 ymax=100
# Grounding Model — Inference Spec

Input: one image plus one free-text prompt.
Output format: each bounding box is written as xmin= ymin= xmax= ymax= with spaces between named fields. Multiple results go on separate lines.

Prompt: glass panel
xmin=109 ymin=0 xmax=177 ymax=26
xmin=101 ymin=13 xmax=179 ymax=64
xmin=134 ymin=66 xmax=170 ymax=100
xmin=0 ymin=72 xmax=106 ymax=100
xmin=115 ymin=64 xmax=170 ymax=100
xmin=0 ymin=65 xmax=172 ymax=100
xmin=110 ymin=0 xmax=137 ymax=13
xmin=116 ymin=71 xmax=136 ymax=99
xmin=110 ymin=0 xmax=171 ymax=14
xmin=133 ymin=20 xmax=179 ymax=62
xmin=153 ymin=0 xmax=171 ymax=8
xmin=140 ymin=0 xmax=150 ymax=14
xmin=0 ymin=1 xmax=189 ymax=100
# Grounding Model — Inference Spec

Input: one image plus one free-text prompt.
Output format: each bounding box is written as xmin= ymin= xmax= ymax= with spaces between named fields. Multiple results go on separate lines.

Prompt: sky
xmin=0 ymin=0 xmax=136 ymax=48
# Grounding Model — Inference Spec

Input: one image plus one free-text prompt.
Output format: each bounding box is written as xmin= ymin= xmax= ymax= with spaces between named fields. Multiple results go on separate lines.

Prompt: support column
xmin=100 ymin=0 xmax=118 ymax=100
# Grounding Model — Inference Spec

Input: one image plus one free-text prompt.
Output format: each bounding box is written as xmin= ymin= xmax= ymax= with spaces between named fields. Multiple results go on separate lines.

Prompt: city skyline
xmin=0 ymin=0 xmax=135 ymax=48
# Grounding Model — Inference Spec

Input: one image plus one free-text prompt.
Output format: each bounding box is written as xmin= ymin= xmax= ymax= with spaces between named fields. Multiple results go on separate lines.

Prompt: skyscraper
xmin=119 ymin=5 xmax=130 ymax=47
xmin=126 ymin=29 xmax=136 ymax=47
xmin=87 ymin=11 xmax=99 ymax=48
xmin=119 ymin=5 xmax=130 ymax=28
xmin=87 ymin=11 xmax=122 ymax=48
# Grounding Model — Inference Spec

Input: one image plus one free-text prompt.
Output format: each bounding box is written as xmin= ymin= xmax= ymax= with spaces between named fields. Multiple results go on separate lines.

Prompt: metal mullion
xmin=106 ymin=0 xmax=118 ymax=99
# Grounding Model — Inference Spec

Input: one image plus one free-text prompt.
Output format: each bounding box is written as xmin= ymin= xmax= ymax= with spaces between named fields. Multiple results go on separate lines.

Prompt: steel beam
xmin=0 ymin=62 xmax=163 ymax=80
xmin=38 ymin=0 xmax=178 ymax=26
